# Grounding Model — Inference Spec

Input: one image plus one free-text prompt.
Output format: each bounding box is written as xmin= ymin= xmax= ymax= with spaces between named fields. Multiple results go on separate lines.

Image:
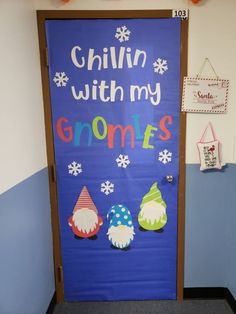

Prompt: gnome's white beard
xmin=72 ymin=208 xmax=98 ymax=233
xmin=140 ymin=200 xmax=166 ymax=225
xmin=107 ymin=225 xmax=135 ymax=249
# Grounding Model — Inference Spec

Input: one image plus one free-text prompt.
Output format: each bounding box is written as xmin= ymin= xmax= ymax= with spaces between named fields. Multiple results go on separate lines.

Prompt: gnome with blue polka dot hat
xmin=107 ymin=204 xmax=135 ymax=249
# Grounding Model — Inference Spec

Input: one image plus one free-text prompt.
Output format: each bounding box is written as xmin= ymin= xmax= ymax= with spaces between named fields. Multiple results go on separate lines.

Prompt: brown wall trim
xmin=37 ymin=12 xmax=64 ymax=303
xmin=37 ymin=10 xmax=173 ymax=19
xmin=177 ymin=17 xmax=188 ymax=301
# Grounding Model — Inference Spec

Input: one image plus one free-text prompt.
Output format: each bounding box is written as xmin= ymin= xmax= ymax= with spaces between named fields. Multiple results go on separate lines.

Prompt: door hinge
xmin=57 ymin=266 xmax=63 ymax=283
xmin=50 ymin=164 xmax=57 ymax=183
xmin=45 ymin=47 xmax=49 ymax=67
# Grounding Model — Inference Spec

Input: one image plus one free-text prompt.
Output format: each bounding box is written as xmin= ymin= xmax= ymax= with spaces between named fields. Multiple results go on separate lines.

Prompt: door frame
xmin=37 ymin=10 xmax=188 ymax=303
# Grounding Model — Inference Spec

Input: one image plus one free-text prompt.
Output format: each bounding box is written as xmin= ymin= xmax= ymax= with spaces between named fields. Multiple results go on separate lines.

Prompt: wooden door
xmin=37 ymin=10 xmax=187 ymax=303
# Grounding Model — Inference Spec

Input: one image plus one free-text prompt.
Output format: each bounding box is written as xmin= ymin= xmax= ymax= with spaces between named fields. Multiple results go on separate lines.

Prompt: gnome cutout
xmin=138 ymin=182 xmax=167 ymax=231
xmin=107 ymin=205 xmax=135 ymax=249
xmin=68 ymin=186 xmax=103 ymax=238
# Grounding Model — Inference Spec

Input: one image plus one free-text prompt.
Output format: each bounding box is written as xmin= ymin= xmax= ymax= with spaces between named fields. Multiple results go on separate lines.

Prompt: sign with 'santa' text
xmin=182 ymin=77 xmax=229 ymax=113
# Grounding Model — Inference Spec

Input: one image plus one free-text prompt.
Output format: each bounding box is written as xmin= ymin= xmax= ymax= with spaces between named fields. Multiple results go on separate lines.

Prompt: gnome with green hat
xmin=138 ymin=182 xmax=167 ymax=231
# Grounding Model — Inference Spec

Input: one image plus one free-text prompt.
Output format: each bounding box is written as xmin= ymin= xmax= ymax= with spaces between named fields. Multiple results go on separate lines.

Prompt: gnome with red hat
xmin=68 ymin=186 xmax=103 ymax=238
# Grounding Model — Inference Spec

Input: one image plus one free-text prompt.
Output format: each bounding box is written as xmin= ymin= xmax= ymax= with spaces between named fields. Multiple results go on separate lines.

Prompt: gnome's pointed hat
xmin=73 ymin=186 xmax=98 ymax=214
xmin=140 ymin=182 xmax=166 ymax=209
xmin=107 ymin=204 xmax=134 ymax=229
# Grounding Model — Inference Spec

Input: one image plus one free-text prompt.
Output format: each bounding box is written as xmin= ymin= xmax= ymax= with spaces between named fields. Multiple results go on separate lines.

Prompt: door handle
xmin=166 ymin=175 xmax=174 ymax=183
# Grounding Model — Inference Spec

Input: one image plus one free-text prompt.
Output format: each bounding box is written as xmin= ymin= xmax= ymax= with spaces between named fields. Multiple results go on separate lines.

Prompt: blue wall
xmin=184 ymin=164 xmax=236 ymax=298
xmin=0 ymin=169 xmax=55 ymax=314
xmin=0 ymin=165 xmax=235 ymax=314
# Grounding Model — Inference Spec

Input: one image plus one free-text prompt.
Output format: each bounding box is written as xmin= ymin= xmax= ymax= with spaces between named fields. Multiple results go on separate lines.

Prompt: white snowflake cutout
xmin=101 ymin=181 xmax=114 ymax=195
xmin=53 ymin=72 xmax=69 ymax=87
xmin=153 ymin=58 xmax=168 ymax=75
xmin=158 ymin=149 xmax=172 ymax=164
xmin=68 ymin=161 xmax=82 ymax=176
xmin=115 ymin=26 xmax=131 ymax=42
xmin=116 ymin=154 xmax=130 ymax=168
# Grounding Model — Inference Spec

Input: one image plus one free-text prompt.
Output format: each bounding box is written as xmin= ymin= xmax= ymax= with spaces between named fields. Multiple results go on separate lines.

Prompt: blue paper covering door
xmin=45 ymin=18 xmax=181 ymax=301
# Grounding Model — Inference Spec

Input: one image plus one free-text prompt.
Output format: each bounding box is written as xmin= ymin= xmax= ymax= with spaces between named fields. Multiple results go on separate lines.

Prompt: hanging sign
xmin=181 ymin=58 xmax=229 ymax=113
xmin=197 ymin=122 xmax=225 ymax=171
xmin=172 ymin=9 xmax=188 ymax=20
xmin=182 ymin=77 xmax=229 ymax=113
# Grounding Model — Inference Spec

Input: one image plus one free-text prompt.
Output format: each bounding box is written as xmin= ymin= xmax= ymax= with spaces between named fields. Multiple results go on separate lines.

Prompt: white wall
xmin=1 ymin=0 xmax=236 ymax=193
xmin=0 ymin=0 xmax=47 ymax=193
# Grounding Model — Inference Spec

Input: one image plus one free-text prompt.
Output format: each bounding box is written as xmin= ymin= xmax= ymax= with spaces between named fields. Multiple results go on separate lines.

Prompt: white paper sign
xmin=172 ymin=9 xmax=188 ymax=20
xmin=182 ymin=77 xmax=229 ymax=113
